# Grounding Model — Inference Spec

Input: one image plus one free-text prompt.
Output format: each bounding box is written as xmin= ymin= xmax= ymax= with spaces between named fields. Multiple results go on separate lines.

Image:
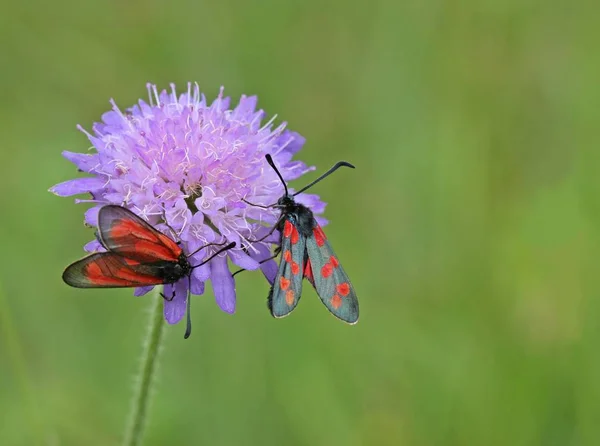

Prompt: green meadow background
xmin=1 ymin=1 xmax=598 ymax=445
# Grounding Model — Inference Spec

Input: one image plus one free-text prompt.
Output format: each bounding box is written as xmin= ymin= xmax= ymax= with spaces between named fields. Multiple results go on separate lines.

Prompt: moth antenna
xmin=265 ymin=154 xmax=289 ymax=197
xmin=232 ymin=251 xmax=279 ymax=278
xmin=184 ymin=277 xmax=192 ymax=339
xmin=293 ymin=161 xmax=355 ymax=196
xmin=190 ymin=242 xmax=236 ymax=269
xmin=241 ymin=198 xmax=272 ymax=209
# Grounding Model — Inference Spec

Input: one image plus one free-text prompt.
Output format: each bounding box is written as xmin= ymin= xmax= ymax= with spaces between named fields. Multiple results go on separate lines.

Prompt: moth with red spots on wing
xmin=257 ymin=155 xmax=359 ymax=324
xmin=62 ymin=205 xmax=235 ymax=337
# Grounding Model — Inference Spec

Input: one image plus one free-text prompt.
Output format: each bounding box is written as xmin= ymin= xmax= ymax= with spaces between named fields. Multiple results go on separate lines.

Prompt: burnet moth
xmin=253 ymin=154 xmax=359 ymax=323
xmin=62 ymin=205 xmax=235 ymax=338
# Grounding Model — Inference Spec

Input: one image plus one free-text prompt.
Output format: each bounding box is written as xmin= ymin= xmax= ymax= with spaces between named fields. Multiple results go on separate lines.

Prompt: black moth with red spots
xmin=263 ymin=154 xmax=359 ymax=324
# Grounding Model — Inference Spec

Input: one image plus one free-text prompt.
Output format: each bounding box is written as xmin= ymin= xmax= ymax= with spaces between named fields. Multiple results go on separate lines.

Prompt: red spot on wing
xmin=134 ymin=240 xmax=179 ymax=262
xmin=110 ymin=219 xmax=156 ymax=240
xmin=116 ymin=267 xmax=156 ymax=283
xmin=85 ymin=261 xmax=133 ymax=286
xmin=303 ymin=260 xmax=314 ymax=282
xmin=313 ymin=226 xmax=327 ymax=247
xmin=322 ymin=263 xmax=334 ymax=278
xmin=89 ymin=276 xmax=130 ymax=286
xmin=290 ymin=225 xmax=299 ymax=244
xmin=106 ymin=217 xmax=182 ymax=262
xmin=284 ymin=220 xmax=300 ymax=245
xmin=320 ymin=257 xmax=338 ymax=280
xmin=86 ymin=262 xmax=102 ymax=278
xmin=284 ymin=250 xmax=292 ymax=263
xmin=331 ymin=294 xmax=343 ymax=309
xmin=337 ymin=283 xmax=350 ymax=296
xmin=280 ymin=276 xmax=290 ymax=291
xmin=283 ymin=220 xmax=293 ymax=238
xmin=156 ymin=232 xmax=182 ymax=255
xmin=291 ymin=262 xmax=300 ymax=275
xmin=285 ymin=290 xmax=295 ymax=306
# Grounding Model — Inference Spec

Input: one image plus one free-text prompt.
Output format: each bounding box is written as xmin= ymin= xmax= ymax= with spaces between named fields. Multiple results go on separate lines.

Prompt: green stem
xmin=123 ymin=288 xmax=165 ymax=446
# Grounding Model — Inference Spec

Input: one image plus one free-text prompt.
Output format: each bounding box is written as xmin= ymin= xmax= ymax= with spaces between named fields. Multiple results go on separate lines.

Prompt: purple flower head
xmin=50 ymin=83 xmax=328 ymax=324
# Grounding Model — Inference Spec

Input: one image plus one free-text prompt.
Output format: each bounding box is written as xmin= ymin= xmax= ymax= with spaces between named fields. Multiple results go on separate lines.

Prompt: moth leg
xmin=160 ymin=290 xmax=175 ymax=302
xmin=244 ymin=214 xmax=285 ymax=244
xmin=160 ymin=209 xmax=181 ymax=242
xmin=232 ymin=248 xmax=280 ymax=278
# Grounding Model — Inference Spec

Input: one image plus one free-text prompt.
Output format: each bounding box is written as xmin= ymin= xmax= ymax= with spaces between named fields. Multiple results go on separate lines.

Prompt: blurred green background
xmin=1 ymin=0 xmax=598 ymax=445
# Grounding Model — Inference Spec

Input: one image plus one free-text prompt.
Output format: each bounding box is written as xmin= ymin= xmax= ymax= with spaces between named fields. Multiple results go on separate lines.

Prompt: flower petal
xmin=294 ymin=193 xmax=327 ymax=215
xmin=315 ymin=215 xmax=328 ymax=227
xmin=195 ymin=186 xmax=226 ymax=216
xmin=62 ymin=151 xmax=100 ymax=172
xmin=233 ymin=95 xmax=257 ymax=115
xmin=191 ymin=262 xmax=210 ymax=282
xmin=49 ymin=177 xmax=106 ymax=197
xmin=190 ymin=279 xmax=205 ymax=296
xmin=283 ymin=161 xmax=315 ymax=181
xmin=210 ymin=255 xmax=236 ymax=314
xmin=85 ymin=206 xmax=101 ymax=227
xmin=134 ymin=286 xmax=154 ymax=297
xmin=84 ymin=239 xmax=104 ymax=252
xmin=250 ymin=243 xmax=278 ymax=285
xmin=163 ymin=280 xmax=189 ymax=324
xmin=228 ymin=248 xmax=260 ymax=270
xmin=271 ymin=131 xmax=306 ymax=164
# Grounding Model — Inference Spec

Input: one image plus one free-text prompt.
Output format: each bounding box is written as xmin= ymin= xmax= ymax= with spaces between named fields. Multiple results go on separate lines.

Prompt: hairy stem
xmin=123 ymin=288 xmax=165 ymax=446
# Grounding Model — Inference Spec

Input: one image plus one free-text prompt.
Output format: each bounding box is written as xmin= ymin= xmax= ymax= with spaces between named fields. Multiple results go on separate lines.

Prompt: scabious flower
xmin=50 ymin=83 xmax=328 ymax=324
